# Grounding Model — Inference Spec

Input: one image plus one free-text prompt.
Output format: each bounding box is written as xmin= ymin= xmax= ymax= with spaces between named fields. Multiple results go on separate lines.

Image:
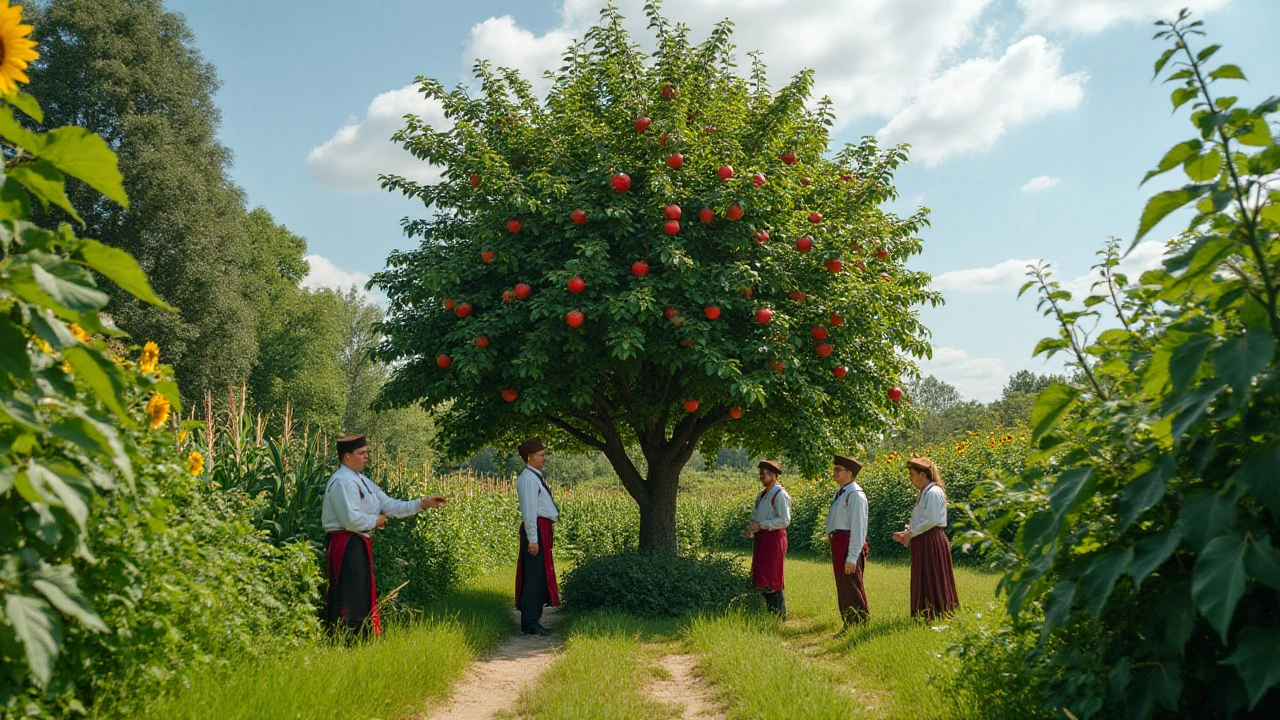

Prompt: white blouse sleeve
xmin=910 ymin=486 xmax=946 ymax=536
xmin=372 ymin=480 xmax=422 ymax=519
xmin=330 ymin=476 xmax=378 ymax=533
xmin=847 ymin=492 xmax=868 ymax=562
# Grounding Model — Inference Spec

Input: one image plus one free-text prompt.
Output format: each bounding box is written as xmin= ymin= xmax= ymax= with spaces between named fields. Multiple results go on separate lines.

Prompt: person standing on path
xmin=746 ymin=459 xmax=791 ymax=619
xmin=515 ymin=437 xmax=559 ymax=636
xmin=321 ymin=435 xmax=446 ymax=638
xmin=892 ymin=456 xmax=959 ymax=619
xmin=826 ymin=454 xmax=870 ymax=633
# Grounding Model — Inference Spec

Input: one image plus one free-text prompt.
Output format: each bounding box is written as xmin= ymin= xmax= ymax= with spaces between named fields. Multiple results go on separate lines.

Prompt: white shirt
xmin=753 ymin=484 xmax=791 ymax=530
xmin=909 ymin=483 xmax=947 ymax=536
xmin=516 ymin=466 xmax=559 ymax=540
xmin=321 ymin=464 xmax=423 ymax=536
xmin=825 ymin=481 xmax=868 ymax=562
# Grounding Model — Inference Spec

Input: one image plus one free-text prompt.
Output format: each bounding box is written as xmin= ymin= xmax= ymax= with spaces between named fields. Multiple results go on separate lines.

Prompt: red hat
xmin=757 ymin=459 xmax=782 ymax=475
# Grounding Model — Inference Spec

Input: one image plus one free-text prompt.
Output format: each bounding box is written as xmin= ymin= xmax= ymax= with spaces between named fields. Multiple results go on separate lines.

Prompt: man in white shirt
xmin=321 ymin=435 xmax=445 ymax=637
xmin=826 ymin=454 xmax=870 ymax=634
xmin=515 ymin=437 xmax=560 ymax=635
xmin=747 ymin=459 xmax=791 ymax=619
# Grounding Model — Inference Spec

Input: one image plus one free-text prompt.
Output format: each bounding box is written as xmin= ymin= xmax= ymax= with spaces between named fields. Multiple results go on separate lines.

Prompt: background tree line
xmin=23 ymin=0 xmax=432 ymax=467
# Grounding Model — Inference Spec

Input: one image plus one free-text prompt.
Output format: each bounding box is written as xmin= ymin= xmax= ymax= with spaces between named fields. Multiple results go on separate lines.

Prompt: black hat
xmin=518 ymin=437 xmax=545 ymax=460
xmin=757 ymin=459 xmax=782 ymax=475
xmin=336 ymin=435 xmax=367 ymax=457
xmin=834 ymin=455 xmax=863 ymax=477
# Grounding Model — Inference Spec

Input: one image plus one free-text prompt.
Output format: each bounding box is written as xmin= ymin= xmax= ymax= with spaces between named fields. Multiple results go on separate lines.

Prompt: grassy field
xmin=517 ymin=552 xmax=1001 ymax=719
xmin=132 ymin=569 xmax=515 ymax=720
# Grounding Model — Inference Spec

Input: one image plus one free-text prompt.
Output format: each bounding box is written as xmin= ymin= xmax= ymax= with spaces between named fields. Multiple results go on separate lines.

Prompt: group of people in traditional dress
xmin=319 ymin=433 xmax=958 ymax=639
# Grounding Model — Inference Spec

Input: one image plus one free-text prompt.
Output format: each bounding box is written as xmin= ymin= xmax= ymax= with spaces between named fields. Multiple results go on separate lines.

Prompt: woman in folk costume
xmin=321 ymin=435 xmax=447 ymax=637
xmin=892 ymin=456 xmax=959 ymax=619
xmin=826 ymin=454 xmax=870 ymax=633
xmin=746 ymin=459 xmax=791 ymax=619
xmin=515 ymin=437 xmax=559 ymax=636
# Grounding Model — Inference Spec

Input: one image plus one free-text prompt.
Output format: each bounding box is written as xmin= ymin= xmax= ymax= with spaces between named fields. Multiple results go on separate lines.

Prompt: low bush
xmin=561 ymin=551 xmax=756 ymax=617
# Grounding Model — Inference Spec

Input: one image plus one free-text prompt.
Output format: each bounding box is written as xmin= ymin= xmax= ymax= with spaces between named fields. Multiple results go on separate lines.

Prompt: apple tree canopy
xmin=372 ymin=3 xmax=940 ymax=486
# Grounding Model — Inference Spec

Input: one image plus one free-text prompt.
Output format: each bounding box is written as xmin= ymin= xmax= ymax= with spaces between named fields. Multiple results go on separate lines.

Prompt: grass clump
xmin=562 ymin=551 xmax=755 ymax=617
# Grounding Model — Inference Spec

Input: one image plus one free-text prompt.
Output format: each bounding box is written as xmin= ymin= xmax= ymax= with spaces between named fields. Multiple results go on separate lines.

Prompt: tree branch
xmin=544 ymin=414 xmax=607 ymax=450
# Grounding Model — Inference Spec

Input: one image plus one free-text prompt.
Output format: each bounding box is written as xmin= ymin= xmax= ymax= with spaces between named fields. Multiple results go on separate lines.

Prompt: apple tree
xmin=372 ymin=4 xmax=940 ymax=552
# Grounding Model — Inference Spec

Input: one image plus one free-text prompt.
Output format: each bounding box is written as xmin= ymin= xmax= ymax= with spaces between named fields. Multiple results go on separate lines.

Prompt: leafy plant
xmin=562 ymin=550 xmax=755 ymax=617
xmin=373 ymin=2 xmax=938 ymax=553
xmin=957 ymin=12 xmax=1280 ymax=718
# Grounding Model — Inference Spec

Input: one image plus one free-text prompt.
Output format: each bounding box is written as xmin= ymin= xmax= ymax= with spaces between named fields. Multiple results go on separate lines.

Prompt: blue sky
xmin=167 ymin=0 xmax=1279 ymax=400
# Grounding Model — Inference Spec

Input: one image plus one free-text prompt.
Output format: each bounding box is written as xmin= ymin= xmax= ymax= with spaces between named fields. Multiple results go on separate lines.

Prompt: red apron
xmin=514 ymin=516 xmax=560 ymax=608
xmin=751 ymin=528 xmax=788 ymax=591
xmin=325 ymin=530 xmax=381 ymax=636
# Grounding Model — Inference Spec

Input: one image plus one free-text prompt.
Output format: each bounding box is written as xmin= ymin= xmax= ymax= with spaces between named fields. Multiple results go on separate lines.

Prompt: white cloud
xmin=1019 ymin=0 xmax=1232 ymax=34
xmin=932 ymin=257 xmax=1041 ymax=293
xmin=461 ymin=16 xmax=577 ymax=96
xmin=307 ymin=86 xmax=450 ymax=191
xmin=877 ymin=36 xmax=1086 ymax=165
xmin=1021 ymin=175 xmax=1060 ymax=192
xmin=1060 ymin=240 xmax=1166 ymax=296
xmin=920 ymin=346 xmax=1009 ymax=401
xmin=302 ymin=255 xmax=373 ymax=296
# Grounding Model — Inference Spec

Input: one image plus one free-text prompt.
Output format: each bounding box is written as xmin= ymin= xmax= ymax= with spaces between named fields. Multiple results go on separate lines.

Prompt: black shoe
xmin=534 ymin=625 xmax=552 ymax=636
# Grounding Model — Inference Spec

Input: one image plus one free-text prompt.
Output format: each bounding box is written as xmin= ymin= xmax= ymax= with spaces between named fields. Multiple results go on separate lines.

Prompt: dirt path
xmin=646 ymin=653 xmax=726 ymax=720
xmin=413 ymin=607 xmax=563 ymax=720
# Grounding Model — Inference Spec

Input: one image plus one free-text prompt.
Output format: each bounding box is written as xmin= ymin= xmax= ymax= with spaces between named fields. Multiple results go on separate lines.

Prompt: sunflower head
xmin=146 ymin=392 xmax=171 ymax=429
xmin=0 ymin=1 xmax=38 ymax=98
xmin=185 ymin=450 xmax=205 ymax=477
xmin=139 ymin=341 xmax=160 ymax=373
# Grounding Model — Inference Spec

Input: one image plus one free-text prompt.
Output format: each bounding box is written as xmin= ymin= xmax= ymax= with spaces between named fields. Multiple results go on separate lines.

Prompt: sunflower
xmin=146 ymin=392 xmax=171 ymax=429
xmin=139 ymin=341 xmax=160 ymax=373
xmin=185 ymin=451 xmax=205 ymax=476
xmin=69 ymin=324 xmax=91 ymax=343
xmin=0 ymin=1 xmax=38 ymax=97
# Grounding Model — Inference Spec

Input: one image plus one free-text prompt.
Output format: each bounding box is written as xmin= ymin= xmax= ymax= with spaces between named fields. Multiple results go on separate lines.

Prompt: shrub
xmin=562 ymin=551 xmax=755 ymax=617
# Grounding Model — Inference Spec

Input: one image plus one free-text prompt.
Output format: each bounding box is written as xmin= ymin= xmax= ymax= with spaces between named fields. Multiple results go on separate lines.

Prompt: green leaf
xmin=1180 ymin=492 xmax=1237 ymax=552
xmin=1153 ymin=48 xmax=1176 ymax=79
xmin=0 ymin=175 xmax=31 ymax=221
xmin=1120 ymin=455 xmax=1174 ymax=531
xmin=1169 ymin=378 xmax=1226 ymax=440
xmin=1129 ymin=527 xmax=1183 ymax=589
xmin=1236 ymin=116 xmax=1272 ymax=146
xmin=1142 ymin=140 xmax=1202 ymax=185
xmin=60 ymin=346 xmax=128 ymax=419
xmin=8 ymin=161 xmax=82 ymax=223
xmin=1049 ymin=466 xmax=1095 ymax=521
xmin=1041 ymin=580 xmax=1076 ymax=638
xmin=1196 ymin=44 xmax=1221 ymax=62
xmin=1222 ymin=628 xmax=1280 ymax=709
xmin=1079 ymin=547 xmax=1133 ymax=617
xmin=31 ymin=260 xmax=109 ymax=315
xmin=0 ymin=316 xmax=33 ymax=383
xmin=31 ymin=564 xmax=107 ymax=633
xmin=1030 ymin=383 xmax=1078 ymax=442
xmin=1237 ymin=444 xmax=1280 ymax=514
xmin=6 ymin=91 xmax=44 ymax=123
xmin=26 ymin=460 xmax=90 ymax=530
xmin=74 ymin=238 xmax=174 ymax=310
xmin=1171 ymin=85 xmax=1199 ymax=111
xmin=1247 ymin=537 xmax=1280 ymax=591
xmin=37 ymin=127 xmax=129 ymax=209
xmin=1168 ymin=333 xmax=1213 ymax=394
xmin=0 ymin=105 xmax=46 ymax=151
xmin=1191 ymin=534 xmax=1248 ymax=641
xmin=1208 ymin=64 xmax=1246 ymax=81
xmin=1136 ymin=185 xmax=1211 ymax=242
xmin=4 ymin=594 xmax=61 ymax=687
xmin=1212 ymin=328 xmax=1275 ymax=394
xmin=1132 ymin=661 xmax=1183 ymax=715
xmin=153 ymin=380 xmax=184 ymax=414
xmin=1182 ymin=149 xmax=1223 ymax=182
xmin=50 ymin=413 xmax=133 ymax=483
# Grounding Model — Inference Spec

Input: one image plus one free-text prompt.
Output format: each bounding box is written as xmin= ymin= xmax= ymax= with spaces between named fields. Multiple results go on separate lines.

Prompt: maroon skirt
xmin=751 ymin=528 xmax=787 ymax=591
xmin=830 ymin=531 xmax=870 ymax=622
xmin=910 ymin=526 xmax=959 ymax=619
xmin=514 ymin=517 xmax=560 ymax=608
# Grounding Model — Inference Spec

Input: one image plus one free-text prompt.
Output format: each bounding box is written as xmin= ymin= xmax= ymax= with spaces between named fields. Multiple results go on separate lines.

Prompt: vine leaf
xmin=1191 ymin=534 xmax=1248 ymax=641
xmin=1030 ymin=383 xmax=1078 ymax=442
xmin=1221 ymin=628 xmax=1280 ymax=708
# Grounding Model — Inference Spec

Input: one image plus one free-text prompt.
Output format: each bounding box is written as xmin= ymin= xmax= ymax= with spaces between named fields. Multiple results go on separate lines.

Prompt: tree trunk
xmin=637 ymin=459 xmax=681 ymax=554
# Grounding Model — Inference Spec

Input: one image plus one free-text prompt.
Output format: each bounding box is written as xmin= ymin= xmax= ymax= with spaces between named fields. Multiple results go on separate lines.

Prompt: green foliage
xmin=372 ymin=3 xmax=937 ymax=550
xmin=562 ymin=551 xmax=754 ymax=617
xmin=957 ymin=13 xmax=1280 ymax=717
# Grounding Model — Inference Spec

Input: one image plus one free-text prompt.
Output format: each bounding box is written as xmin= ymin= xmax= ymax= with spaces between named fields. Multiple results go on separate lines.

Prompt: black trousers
xmin=324 ymin=534 xmax=373 ymax=638
xmin=764 ymin=590 xmax=787 ymax=619
xmin=519 ymin=525 xmax=549 ymax=632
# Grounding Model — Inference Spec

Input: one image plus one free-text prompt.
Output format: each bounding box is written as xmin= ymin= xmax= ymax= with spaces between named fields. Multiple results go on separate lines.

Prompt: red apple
xmin=812 ymin=325 xmax=828 ymax=340
xmin=635 ymin=116 xmax=651 ymax=133
xmin=790 ymin=291 xmax=805 ymax=302
xmin=830 ymin=312 xmax=845 ymax=326
xmin=665 ymin=220 xmax=680 ymax=235
xmin=704 ymin=305 xmax=720 ymax=320
xmin=482 ymin=250 xmax=495 ymax=263
xmin=476 ymin=336 xmax=490 ymax=349
xmin=681 ymin=338 xmax=693 ymax=347
xmin=515 ymin=283 xmax=531 ymax=300
xmin=444 ymin=298 xmax=455 ymax=310
xmin=502 ymin=289 xmax=515 ymax=305
xmin=659 ymin=133 xmax=669 ymax=145
xmin=566 ymin=309 xmax=585 ymax=328
xmin=502 ymin=387 xmax=518 ymax=402
xmin=888 ymin=386 xmax=904 ymax=402
xmin=571 ymin=209 xmax=588 ymax=225
xmin=841 ymin=174 xmax=852 ymax=182
xmin=796 ymin=236 xmax=813 ymax=253
xmin=827 ymin=259 xmax=844 ymax=273
xmin=780 ymin=151 xmax=798 ymax=166
xmin=816 ymin=342 xmax=833 ymax=357
xmin=611 ymin=173 xmax=632 ymax=193
xmin=683 ymin=398 xmax=699 ymax=413
xmin=751 ymin=172 xmax=766 ymax=188
xmin=770 ymin=361 xmax=785 ymax=373
xmin=631 ymin=261 xmax=649 ymax=277
xmin=567 ymin=277 xmax=585 ymax=294
xmin=739 ymin=287 xmax=754 ymax=298
xmin=699 ymin=207 xmax=714 ymax=223
xmin=729 ymin=406 xmax=742 ymax=419
xmin=662 ymin=84 xmax=677 ymax=101
xmin=436 ymin=355 xmax=452 ymax=368
xmin=801 ymin=177 xmax=811 ymax=186
xmin=718 ymin=165 xmax=734 ymax=181
xmin=809 ymin=212 xmax=823 ymax=223
xmin=664 ymin=204 xmax=682 ymax=220
xmin=756 ymin=307 xmax=774 ymax=324
xmin=727 ymin=204 xmax=744 ymax=221
xmin=469 ymin=173 xmax=480 ymax=188
xmin=755 ymin=230 xmax=770 ymax=244
xmin=508 ymin=219 xmax=523 ymax=233
xmin=875 ymin=249 xmax=890 ymax=260
xmin=455 ymin=302 xmax=472 ymax=318
xmin=834 ymin=366 xmax=847 ymax=379
xmin=664 ymin=306 xmax=678 ymax=320
xmin=666 ymin=153 xmax=684 ymax=169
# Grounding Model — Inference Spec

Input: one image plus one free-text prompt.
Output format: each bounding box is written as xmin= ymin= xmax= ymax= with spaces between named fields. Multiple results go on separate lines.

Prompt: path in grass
xmin=645 ymin=653 xmax=725 ymax=720
xmin=416 ymin=606 xmax=563 ymax=720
